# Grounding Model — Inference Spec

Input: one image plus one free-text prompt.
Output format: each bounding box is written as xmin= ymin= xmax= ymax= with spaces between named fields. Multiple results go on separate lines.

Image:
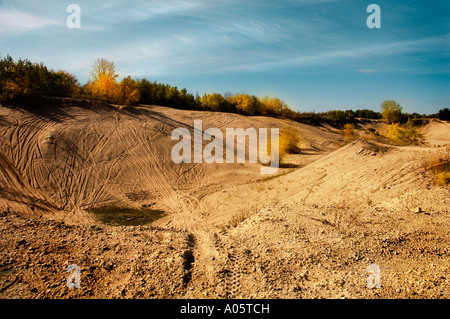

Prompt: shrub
xmin=324 ymin=110 xmax=355 ymax=129
xmin=266 ymin=127 xmax=301 ymax=163
xmin=343 ymin=123 xmax=357 ymax=143
xmin=280 ymin=127 xmax=302 ymax=154
xmin=435 ymin=171 xmax=450 ymax=186
xmin=384 ymin=119 xmax=422 ymax=145
xmin=426 ymin=148 xmax=450 ymax=186
xmin=354 ymin=109 xmax=382 ymax=119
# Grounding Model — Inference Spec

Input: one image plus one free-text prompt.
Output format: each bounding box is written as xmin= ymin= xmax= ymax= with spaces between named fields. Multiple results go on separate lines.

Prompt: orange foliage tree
xmin=85 ymin=58 xmax=140 ymax=105
xmin=85 ymin=58 xmax=120 ymax=102
xmin=261 ymin=96 xmax=285 ymax=115
xmin=119 ymin=76 xmax=140 ymax=105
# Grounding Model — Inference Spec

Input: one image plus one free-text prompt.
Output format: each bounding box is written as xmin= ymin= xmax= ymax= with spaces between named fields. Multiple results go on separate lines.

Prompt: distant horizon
xmin=1 ymin=0 xmax=449 ymax=114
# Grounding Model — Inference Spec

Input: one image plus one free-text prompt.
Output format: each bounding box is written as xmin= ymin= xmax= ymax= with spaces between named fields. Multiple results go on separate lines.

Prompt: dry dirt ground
xmin=0 ymin=98 xmax=449 ymax=299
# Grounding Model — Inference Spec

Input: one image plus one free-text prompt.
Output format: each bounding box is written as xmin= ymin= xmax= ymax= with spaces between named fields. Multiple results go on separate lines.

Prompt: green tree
xmin=354 ymin=109 xmax=382 ymax=119
xmin=0 ymin=55 xmax=80 ymax=102
xmin=437 ymin=108 xmax=450 ymax=121
xmin=381 ymin=100 xmax=403 ymax=123
xmin=136 ymin=78 xmax=155 ymax=104
xmin=201 ymin=93 xmax=230 ymax=112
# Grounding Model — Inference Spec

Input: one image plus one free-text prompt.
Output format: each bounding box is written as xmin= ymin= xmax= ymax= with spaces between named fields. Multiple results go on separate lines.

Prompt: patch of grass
xmin=228 ymin=210 xmax=252 ymax=228
xmin=89 ymin=205 xmax=166 ymax=226
xmin=0 ymin=267 xmax=14 ymax=275
xmin=27 ymin=197 xmax=41 ymax=211
xmin=365 ymin=141 xmax=392 ymax=154
xmin=217 ymin=207 xmax=259 ymax=232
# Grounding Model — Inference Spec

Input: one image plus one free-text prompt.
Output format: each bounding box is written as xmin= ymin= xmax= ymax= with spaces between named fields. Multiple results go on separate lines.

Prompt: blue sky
xmin=0 ymin=0 xmax=449 ymax=114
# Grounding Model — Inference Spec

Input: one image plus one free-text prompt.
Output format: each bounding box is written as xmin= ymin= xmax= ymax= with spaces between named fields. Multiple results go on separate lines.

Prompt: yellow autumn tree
xmin=261 ymin=96 xmax=284 ymax=115
xmin=90 ymin=58 xmax=117 ymax=83
xmin=86 ymin=58 xmax=120 ymax=102
xmin=231 ymin=94 xmax=260 ymax=115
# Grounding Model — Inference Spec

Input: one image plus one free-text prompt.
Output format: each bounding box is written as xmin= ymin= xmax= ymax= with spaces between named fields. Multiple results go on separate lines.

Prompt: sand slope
xmin=1 ymin=99 xmax=449 ymax=299
xmin=0 ymin=99 xmax=342 ymax=220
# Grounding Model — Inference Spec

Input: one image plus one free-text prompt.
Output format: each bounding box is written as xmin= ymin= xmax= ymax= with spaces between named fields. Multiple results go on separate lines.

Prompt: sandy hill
xmin=0 ymin=98 xmax=340 ymax=221
xmin=0 ymin=98 xmax=449 ymax=299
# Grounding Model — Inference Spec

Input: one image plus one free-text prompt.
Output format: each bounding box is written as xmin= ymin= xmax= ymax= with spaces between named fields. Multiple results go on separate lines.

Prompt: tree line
xmin=1 ymin=56 xmax=448 ymax=127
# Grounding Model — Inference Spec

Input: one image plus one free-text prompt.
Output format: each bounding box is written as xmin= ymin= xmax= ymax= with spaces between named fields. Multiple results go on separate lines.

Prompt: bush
xmin=426 ymin=148 xmax=450 ymax=186
xmin=266 ymin=127 xmax=301 ymax=163
xmin=343 ymin=123 xmax=357 ymax=143
xmin=354 ymin=109 xmax=382 ymax=119
xmin=324 ymin=110 xmax=355 ymax=129
xmin=280 ymin=127 xmax=302 ymax=154
xmin=384 ymin=119 xmax=422 ymax=145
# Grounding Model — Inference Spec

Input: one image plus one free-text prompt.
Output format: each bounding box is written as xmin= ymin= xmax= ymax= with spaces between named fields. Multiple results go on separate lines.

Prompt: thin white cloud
xmin=357 ymin=69 xmax=378 ymax=74
xmin=209 ymin=33 xmax=450 ymax=74
xmin=94 ymin=0 xmax=210 ymax=24
xmin=0 ymin=8 xmax=60 ymax=34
